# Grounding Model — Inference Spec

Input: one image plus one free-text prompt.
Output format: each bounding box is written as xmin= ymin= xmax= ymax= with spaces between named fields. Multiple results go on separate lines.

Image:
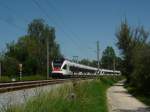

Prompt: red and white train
xmin=51 ymin=58 xmax=121 ymax=78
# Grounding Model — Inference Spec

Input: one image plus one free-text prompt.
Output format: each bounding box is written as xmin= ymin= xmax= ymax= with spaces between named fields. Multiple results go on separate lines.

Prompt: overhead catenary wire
xmin=0 ymin=1 xmax=72 ymax=60
xmin=0 ymin=1 xmax=29 ymax=23
xmin=46 ymin=0 xmax=97 ymax=60
xmin=0 ymin=1 xmax=28 ymax=31
xmin=0 ymin=0 xmax=96 ymax=60
xmin=0 ymin=17 xmax=25 ymax=31
xmin=44 ymin=0 xmax=95 ymax=53
xmin=32 ymin=0 xmax=82 ymax=47
xmin=31 ymin=0 xmax=89 ymax=57
xmin=1 ymin=0 xmax=95 ymax=59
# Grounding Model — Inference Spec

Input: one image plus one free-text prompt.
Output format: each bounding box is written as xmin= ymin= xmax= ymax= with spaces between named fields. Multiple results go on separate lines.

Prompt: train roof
xmin=52 ymin=58 xmax=121 ymax=73
xmin=64 ymin=60 xmax=97 ymax=71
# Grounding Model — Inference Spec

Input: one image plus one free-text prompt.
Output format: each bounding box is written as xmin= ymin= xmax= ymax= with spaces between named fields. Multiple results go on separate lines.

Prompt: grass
xmin=21 ymin=75 xmax=49 ymax=81
xmin=2 ymin=76 xmax=122 ymax=112
xmin=0 ymin=76 xmax=11 ymax=83
xmin=0 ymin=75 xmax=51 ymax=83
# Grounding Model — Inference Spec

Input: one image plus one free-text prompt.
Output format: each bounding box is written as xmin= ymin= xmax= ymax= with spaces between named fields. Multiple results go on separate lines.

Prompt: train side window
xmin=63 ymin=65 xmax=67 ymax=70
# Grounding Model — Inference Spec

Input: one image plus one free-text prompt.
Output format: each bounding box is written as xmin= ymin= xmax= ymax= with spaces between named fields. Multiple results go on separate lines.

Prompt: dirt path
xmin=107 ymin=81 xmax=150 ymax=112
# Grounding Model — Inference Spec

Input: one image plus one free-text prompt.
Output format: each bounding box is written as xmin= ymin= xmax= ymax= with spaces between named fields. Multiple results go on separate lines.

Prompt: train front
xmin=51 ymin=58 xmax=65 ymax=78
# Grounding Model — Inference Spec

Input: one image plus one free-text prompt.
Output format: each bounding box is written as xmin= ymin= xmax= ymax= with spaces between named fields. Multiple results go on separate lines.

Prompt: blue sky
xmin=0 ymin=0 xmax=150 ymax=60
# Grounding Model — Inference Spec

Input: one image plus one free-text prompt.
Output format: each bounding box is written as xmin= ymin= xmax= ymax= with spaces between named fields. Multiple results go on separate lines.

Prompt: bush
xmin=131 ymin=45 xmax=150 ymax=94
xmin=1 ymin=57 xmax=19 ymax=77
xmin=116 ymin=20 xmax=150 ymax=95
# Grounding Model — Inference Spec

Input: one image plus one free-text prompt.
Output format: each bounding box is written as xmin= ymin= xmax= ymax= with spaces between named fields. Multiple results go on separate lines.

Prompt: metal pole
xmin=73 ymin=56 xmax=78 ymax=63
xmin=0 ymin=62 xmax=1 ymax=79
xmin=47 ymin=38 xmax=50 ymax=79
xmin=20 ymin=71 xmax=22 ymax=81
xmin=113 ymin=58 xmax=116 ymax=73
xmin=97 ymin=41 xmax=100 ymax=72
xmin=19 ymin=64 xmax=22 ymax=81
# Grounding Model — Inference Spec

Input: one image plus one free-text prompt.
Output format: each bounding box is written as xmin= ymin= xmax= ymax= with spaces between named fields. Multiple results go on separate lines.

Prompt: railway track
xmin=0 ymin=75 xmax=96 ymax=93
xmin=0 ymin=79 xmax=71 ymax=93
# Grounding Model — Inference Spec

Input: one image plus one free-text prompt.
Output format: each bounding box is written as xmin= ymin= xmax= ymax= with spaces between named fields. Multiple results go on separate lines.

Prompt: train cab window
xmin=53 ymin=58 xmax=64 ymax=68
xmin=63 ymin=65 xmax=67 ymax=70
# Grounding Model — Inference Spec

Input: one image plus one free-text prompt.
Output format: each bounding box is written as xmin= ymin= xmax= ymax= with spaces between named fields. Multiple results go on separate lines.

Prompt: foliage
xmin=116 ymin=20 xmax=150 ymax=94
xmin=101 ymin=46 xmax=116 ymax=69
xmin=131 ymin=44 xmax=150 ymax=93
xmin=79 ymin=46 xmax=121 ymax=70
xmin=79 ymin=59 xmax=98 ymax=68
xmin=79 ymin=59 xmax=91 ymax=66
xmin=116 ymin=21 xmax=134 ymax=82
xmin=90 ymin=60 xmax=98 ymax=67
xmin=0 ymin=19 xmax=62 ymax=77
xmin=1 ymin=56 xmax=19 ymax=77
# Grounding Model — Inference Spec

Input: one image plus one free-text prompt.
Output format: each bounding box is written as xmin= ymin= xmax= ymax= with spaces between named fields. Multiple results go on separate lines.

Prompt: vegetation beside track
xmin=125 ymin=85 xmax=150 ymax=106
xmin=0 ymin=75 xmax=51 ymax=83
xmin=116 ymin=20 xmax=150 ymax=105
xmin=3 ymin=76 xmax=122 ymax=112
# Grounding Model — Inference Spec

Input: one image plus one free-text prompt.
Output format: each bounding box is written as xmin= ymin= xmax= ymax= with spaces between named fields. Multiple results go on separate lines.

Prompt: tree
xmin=1 ymin=57 xmax=19 ymax=77
xmin=131 ymin=44 xmax=150 ymax=93
xmin=0 ymin=19 xmax=62 ymax=77
xmin=27 ymin=19 xmax=62 ymax=75
xmin=79 ymin=59 xmax=91 ymax=66
xmin=115 ymin=57 xmax=123 ymax=71
xmin=101 ymin=46 xmax=116 ymax=70
xmin=90 ymin=60 xmax=98 ymax=67
xmin=116 ymin=20 xmax=150 ymax=93
xmin=116 ymin=21 xmax=134 ymax=82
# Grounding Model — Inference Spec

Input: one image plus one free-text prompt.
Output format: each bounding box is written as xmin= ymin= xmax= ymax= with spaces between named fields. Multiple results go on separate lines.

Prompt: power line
xmin=43 ymin=0 xmax=96 ymax=59
xmin=31 ymin=0 xmax=88 ymax=56
xmin=44 ymin=0 xmax=94 ymax=52
xmin=0 ymin=0 xmax=72 ymax=55
xmin=0 ymin=1 xmax=29 ymax=23
xmin=47 ymin=37 xmax=50 ymax=79
xmin=0 ymin=62 xmax=1 ymax=79
xmin=0 ymin=0 xmax=95 ymax=60
xmin=97 ymin=41 xmax=100 ymax=71
xmin=0 ymin=17 xmax=25 ymax=31
xmin=0 ymin=1 xmax=28 ymax=31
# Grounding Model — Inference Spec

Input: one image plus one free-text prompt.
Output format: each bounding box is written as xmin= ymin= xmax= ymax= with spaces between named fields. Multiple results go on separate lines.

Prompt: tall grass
xmin=3 ymin=76 xmax=122 ymax=112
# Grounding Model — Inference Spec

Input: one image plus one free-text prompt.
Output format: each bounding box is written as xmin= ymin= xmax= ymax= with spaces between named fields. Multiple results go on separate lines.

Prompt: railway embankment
xmin=1 ymin=76 xmax=122 ymax=112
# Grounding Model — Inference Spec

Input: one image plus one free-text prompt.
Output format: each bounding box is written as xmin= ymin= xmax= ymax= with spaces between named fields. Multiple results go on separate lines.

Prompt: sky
xmin=0 ymin=0 xmax=150 ymax=60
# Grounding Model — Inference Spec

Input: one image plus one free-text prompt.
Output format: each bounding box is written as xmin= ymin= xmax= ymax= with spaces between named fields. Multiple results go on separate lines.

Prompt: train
xmin=51 ymin=58 xmax=121 ymax=78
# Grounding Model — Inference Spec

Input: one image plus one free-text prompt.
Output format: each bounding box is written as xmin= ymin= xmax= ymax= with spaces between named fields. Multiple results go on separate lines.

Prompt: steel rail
xmin=0 ymin=76 xmax=96 ymax=93
xmin=0 ymin=79 xmax=70 ymax=93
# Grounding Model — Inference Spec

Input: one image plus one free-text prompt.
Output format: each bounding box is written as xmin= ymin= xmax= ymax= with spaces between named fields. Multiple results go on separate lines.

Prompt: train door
xmin=67 ymin=65 xmax=73 ymax=75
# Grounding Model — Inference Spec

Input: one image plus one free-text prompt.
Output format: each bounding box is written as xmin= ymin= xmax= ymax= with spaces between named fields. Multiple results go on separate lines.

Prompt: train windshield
xmin=53 ymin=58 xmax=64 ymax=68
xmin=53 ymin=63 xmax=62 ymax=67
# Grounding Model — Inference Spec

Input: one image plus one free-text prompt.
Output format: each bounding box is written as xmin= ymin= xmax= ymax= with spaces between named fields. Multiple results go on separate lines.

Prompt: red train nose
xmin=53 ymin=67 xmax=60 ymax=71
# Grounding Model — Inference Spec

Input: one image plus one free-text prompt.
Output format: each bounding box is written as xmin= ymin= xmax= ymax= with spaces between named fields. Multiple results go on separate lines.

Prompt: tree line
xmin=79 ymin=46 xmax=122 ymax=71
xmin=0 ymin=19 xmax=62 ymax=78
xmin=116 ymin=20 xmax=150 ymax=94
